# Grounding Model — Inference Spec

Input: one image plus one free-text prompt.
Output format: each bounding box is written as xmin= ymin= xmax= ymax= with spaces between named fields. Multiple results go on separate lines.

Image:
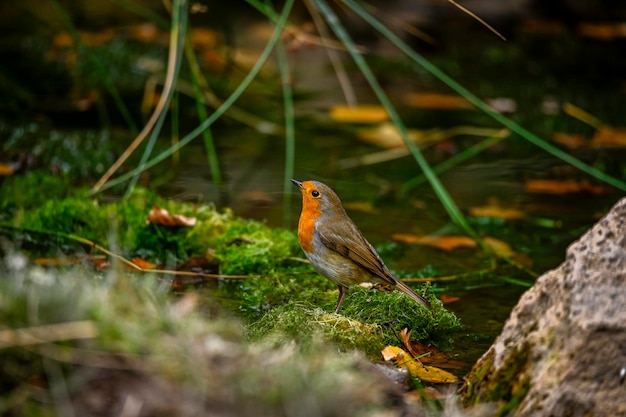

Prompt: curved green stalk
xmin=125 ymin=0 xmax=188 ymax=196
xmin=91 ymin=0 xmax=295 ymax=194
xmin=313 ymin=0 xmax=474 ymax=235
xmin=186 ymin=40 xmax=222 ymax=185
xmin=276 ymin=39 xmax=296 ymax=228
xmin=342 ymin=0 xmax=626 ymax=192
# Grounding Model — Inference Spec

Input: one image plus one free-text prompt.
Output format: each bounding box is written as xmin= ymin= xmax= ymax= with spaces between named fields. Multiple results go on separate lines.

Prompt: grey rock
xmin=462 ymin=196 xmax=626 ymax=416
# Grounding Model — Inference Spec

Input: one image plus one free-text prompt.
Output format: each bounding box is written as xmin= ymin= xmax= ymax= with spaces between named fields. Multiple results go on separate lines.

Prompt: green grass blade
xmin=125 ymin=0 xmax=188 ymax=196
xmin=91 ymin=0 xmax=295 ymax=194
xmin=313 ymin=0 xmax=474 ymax=235
xmin=342 ymin=0 xmax=626 ymax=192
xmin=186 ymin=39 xmax=222 ymax=185
xmin=277 ymin=38 xmax=296 ymax=228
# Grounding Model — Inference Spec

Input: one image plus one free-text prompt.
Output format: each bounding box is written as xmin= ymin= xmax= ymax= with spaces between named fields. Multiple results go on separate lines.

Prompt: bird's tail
xmin=395 ymin=280 xmax=432 ymax=310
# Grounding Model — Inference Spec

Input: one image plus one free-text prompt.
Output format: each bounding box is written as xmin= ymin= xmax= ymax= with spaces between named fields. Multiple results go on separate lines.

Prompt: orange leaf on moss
xmin=146 ymin=205 xmax=197 ymax=227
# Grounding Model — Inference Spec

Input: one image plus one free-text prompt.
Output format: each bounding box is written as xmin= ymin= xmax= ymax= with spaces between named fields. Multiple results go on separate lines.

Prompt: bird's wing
xmin=317 ymin=221 xmax=397 ymax=286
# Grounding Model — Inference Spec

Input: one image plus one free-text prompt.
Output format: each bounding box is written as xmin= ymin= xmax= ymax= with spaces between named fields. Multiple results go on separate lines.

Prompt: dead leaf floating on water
xmin=552 ymin=132 xmax=588 ymax=149
xmin=468 ymin=205 xmax=525 ymax=220
xmin=403 ymin=92 xmax=473 ymax=110
xmin=524 ymin=179 xmax=614 ymax=195
xmin=591 ymin=127 xmax=626 ymax=148
xmin=329 ymin=105 xmax=389 ymax=124
xmin=146 ymin=205 xmax=197 ymax=227
xmin=392 ymin=234 xmax=477 ymax=251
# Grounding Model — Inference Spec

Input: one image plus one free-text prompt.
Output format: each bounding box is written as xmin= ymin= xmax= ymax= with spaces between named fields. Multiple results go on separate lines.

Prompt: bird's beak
xmin=291 ymin=179 xmax=303 ymax=189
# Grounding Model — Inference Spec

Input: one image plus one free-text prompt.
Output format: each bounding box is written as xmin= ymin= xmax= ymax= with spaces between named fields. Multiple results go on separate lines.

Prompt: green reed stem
xmin=342 ymin=0 xmax=626 ymax=192
xmin=92 ymin=0 xmax=295 ymax=194
xmin=186 ymin=39 xmax=222 ymax=184
xmin=313 ymin=0 xmax=474 ymax=235
xmin=125 ymin=0 xmax=188 ymax=196
xmin=276 ymin=38 xmax=296 ymax=228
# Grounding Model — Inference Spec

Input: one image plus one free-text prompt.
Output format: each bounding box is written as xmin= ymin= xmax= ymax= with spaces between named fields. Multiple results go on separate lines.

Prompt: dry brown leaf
xmin=191 ymin=27 xmax=219 ymax=49
xmin=330 ymin=105 xmax=389 ymax=124
xmin=131 ymin=258 xmax=157 ymax=270
xmin=146 ymin=205 xmax=197 ymax=227
xmin=552 ymin=132 xmax=588 ymax=149
xmin=128 ymin=23 xmax=162 ymax=43
xmin=404 ymin=92 xmax=473 ymax=110
xmin=0 ymin=163 xmax=16 ymax=176
xmin=78 ymin=29 xmax=117 ymax=46
xmin=440 ymin=295 xmax=461 ymax=304
xmin=591 ymin=127 xmax=626 ymax=148
xmin=398 ymin=333 xmax=466 ymax=369
xmin=398 ymin=328 xmax=420 ymax=359
xmin=468 ymin=205 xmax=525 ymax=220
xmin=578 ymin=22 xmax=626 ymax=41
xmin=89 ymin=256 xmax=110 ymax=271
xmin=524 ymin=179 xmax=614 ymax=195
xmin=392 ymin=234 xmax=477 ymax=251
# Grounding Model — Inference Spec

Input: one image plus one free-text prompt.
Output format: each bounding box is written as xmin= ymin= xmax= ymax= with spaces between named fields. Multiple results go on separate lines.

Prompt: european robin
xmin=292 ymin=179 xmax=432 ymax=314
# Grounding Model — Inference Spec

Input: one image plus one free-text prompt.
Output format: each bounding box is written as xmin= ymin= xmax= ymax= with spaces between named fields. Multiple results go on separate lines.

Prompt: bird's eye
xmin=311 ymin=190 xmax=320 ymax=198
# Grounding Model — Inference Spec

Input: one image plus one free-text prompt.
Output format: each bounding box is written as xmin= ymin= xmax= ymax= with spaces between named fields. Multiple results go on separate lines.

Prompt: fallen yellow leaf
xmin=392 ymin=234 xmax=477 ymax=251
xmin=468 ymin=205 xmax=525 ymax=220
xmin=0 ymin=163 xmax=16 ymax=176
xmin=552 ymin=132 xmax=588 ymax=149
xmin=381 ymin=345 xmax=404 ymax=361
xmin=403 ymin=92 xmax=473 ymax=110
xmin=525 ymin=179 xmax=614 ymax=195
xmin=329 ymin=105 xmax=389 ymax=123
xmin=381 ymin=345 xmax=458 ymax=383
xmin=406 ymin=363 xmax=458 ymax=383
xmin=591 ymin=127 xmax=626 ymax=148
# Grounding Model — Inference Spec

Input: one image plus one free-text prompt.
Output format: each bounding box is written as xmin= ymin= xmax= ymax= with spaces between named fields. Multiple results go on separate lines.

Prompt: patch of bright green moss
xmin=243 ymin=279 xmax=461 ymax=357
xmin=1 ymin=179 xmax=461 ymax=358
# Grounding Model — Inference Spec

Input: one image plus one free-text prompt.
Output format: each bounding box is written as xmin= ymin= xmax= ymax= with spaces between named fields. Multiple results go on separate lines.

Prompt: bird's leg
xmin=334 ymin=285 xmax=348 ymax=314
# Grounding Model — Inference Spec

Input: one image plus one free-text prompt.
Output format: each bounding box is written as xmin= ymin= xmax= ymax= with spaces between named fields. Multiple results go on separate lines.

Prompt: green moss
xmin=238 ymin=269 xmax=460 ymax=357
xmin=0 ymin=170 xmax=70 ymax=220
xmin=247 ymin=303 xmax=387 ymax=358
xmin=22 ymin=196 xmax=110 ymax=243
xmin=1 ymin=180 xmax=462 ymax=360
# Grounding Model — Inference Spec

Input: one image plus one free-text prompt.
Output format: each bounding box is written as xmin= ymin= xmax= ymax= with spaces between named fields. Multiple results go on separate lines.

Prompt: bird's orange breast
xmin=297 ymin=199 xmax=322 ymax=253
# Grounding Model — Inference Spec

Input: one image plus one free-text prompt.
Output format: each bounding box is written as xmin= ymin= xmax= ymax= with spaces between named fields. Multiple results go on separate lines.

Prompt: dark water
xmin=2 ymin=0 xmax=625 ymax=368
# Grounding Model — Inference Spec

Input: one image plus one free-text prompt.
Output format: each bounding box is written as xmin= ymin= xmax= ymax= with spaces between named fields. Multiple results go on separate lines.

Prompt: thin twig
xmin=447 ymin=0 xmax=506 ymax=41
xmin=92 ymin=0 xmax=187 ymax=193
